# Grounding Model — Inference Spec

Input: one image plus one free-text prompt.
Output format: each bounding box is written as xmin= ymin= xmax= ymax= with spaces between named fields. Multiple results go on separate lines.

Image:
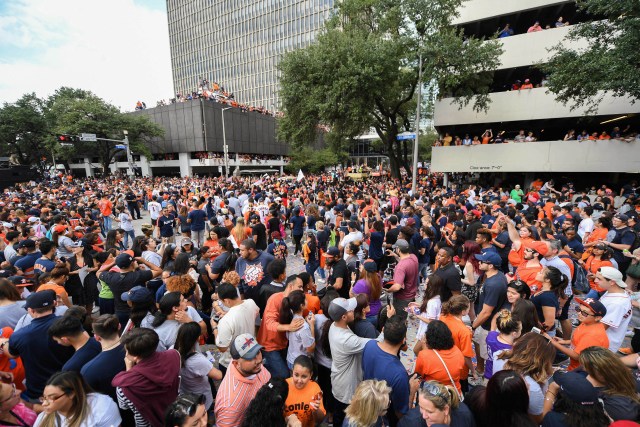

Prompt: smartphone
xmin=531 ymin=327 xmax=542 ymax=334
xmin=355 ymin=261 xmax=360 ymax=270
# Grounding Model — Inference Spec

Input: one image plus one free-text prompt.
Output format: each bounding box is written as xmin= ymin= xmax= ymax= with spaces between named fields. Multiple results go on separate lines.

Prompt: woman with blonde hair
xmin=343 ymin=379 xmax=391 ymax=427
xmin=34 ymin=371 xmax=121 ymax=427
xmin=398 ymin=380 xmax=474 ymax=427
xmin=494 ymin=332 xmax=556 ymax=424
xmin=578 ymin=346 xmax=640 ymax=421
xmin=231 ymin=217 xmax=249 ymax=246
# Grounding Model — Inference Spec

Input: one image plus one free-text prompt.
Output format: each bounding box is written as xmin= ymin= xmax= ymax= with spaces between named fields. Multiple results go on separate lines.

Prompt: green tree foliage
xmin=544 ymin=0 xmax=640 ymax=111
xmin=286 ymin=146 xmax=346 ymax=174
xmin=46 ymin=87 xmax=164 ymax=174
xmin=278 ymin=0 xmax=502 ymax=178
xmin=0 ymin=93 xmax=51 ymax=173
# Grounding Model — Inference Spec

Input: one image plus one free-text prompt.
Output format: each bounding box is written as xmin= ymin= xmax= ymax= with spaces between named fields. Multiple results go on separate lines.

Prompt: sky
xmin=0 ymin=0 xmax=173 ymax=112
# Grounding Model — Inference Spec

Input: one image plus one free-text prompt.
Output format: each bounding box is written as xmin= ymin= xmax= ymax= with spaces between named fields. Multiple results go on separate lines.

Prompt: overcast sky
xmin=0 ymin=0 xmax=173 ymax=111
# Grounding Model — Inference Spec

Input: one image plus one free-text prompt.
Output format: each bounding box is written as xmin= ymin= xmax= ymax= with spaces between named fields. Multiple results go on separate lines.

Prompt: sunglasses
xmin=168 ymin=393 xmax=205 ymax=418
xmin=419 ymin=381 xmax=449 ymax=401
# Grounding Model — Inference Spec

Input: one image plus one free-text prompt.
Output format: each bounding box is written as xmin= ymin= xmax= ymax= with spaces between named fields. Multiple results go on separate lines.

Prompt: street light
xmin=123 ymin=130 xmax=134 ymax=176
xmin=221 ymin=107 xmax=232 ymax=178
xmin=411 ymin=51 xmax=423 ymax=196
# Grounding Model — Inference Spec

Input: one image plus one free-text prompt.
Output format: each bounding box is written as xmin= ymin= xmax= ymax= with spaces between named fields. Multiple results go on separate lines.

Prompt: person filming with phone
xmin=385 ymin=239 xmax=419 ymax=321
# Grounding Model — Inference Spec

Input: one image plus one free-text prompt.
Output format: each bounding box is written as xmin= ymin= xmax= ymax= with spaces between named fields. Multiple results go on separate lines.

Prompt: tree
xmin=46 ymin=87 xmax=164 ymax=174
xmin=544 ymin=0 xmax=640 ymax=111
xmin=286 ymin=146 xmax=347 ymax=174
xmin=0 ymin=93 xmax=51 ymax=174
xmin=278 ymin=0 xmax=502 ymax=178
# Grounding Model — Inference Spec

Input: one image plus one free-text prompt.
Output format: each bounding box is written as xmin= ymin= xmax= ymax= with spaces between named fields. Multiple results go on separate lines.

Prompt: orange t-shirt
xmin=98 ymin=199 xmax=113 ymax=217
xmin=257 ymin=292 xmax=288 ymax=351
xmin=304 ymin=294 xmax=320 ymax=316
xmin=37 ymin=282 xmax=69 ymax=300
xmin=439 ymin=314 xmax=474 ymax=380
xmin=508 ymin=237 xmax=534 ymax=268
xmin=584 ymin=257 xmax=613 ymax=292
xmin=415 ymin=347 xmax=465 ymax=392
xmin=0 ymin=327 xmax=25 ymax=391
xmin=284 ymin=378 xmax=325 ymax=427
xmin=516 ymin=261 xmax=543 ymax=292
xmin=568 ymin=322 xmax=608 ymax=370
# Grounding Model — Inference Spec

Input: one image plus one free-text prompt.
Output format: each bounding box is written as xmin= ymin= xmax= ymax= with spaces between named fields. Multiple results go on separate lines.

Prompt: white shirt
xmin=599 ymin=291 xmax=632 ymax=352
xmin=340 ymin=231 xmax=363 ymax=260
xmin=215 ymin=299 xmax=259 ymax=368
xmin=34 ymin=393 xmax=121 ymax=427
xmin=578 ymin=217 xmax=594 ymax=240
xmin=416 ymin=296 xmax=441 ymax=340
xmin=4 ymin=244 xmax=16 ymax=262
xmin=148 ymin=201 xmax=162 ymax=220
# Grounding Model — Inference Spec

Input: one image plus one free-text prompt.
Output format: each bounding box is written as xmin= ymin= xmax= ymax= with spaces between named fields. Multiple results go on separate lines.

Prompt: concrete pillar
xmin=109 ymin=162 xmax=117 ymax=175
xmin=280 ymin=165 xmax=284 ymax=174
xmin=443 ymin=172 xmax=449 ymax=187
xmin=140 ymin=155 xmax=152 ymax=177
xmin=84 ymin=158 xmax=93 ymax=177
xmin=179 ymin=152 xmax=192 ymax=177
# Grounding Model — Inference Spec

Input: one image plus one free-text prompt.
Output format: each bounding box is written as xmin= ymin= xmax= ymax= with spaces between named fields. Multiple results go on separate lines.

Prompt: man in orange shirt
xmin=545 ymin=297 xmax=608 ymax=370
xmin=516 ymin=241 xmax=545 ymax=292
xmin=256 ymin=274 xmax=305 ymax=379
xmin=98 ymin=194 xmax=114 ymax=232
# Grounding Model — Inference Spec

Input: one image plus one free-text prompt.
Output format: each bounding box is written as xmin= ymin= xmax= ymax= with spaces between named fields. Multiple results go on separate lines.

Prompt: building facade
xmin=167 ymin=0 xmax=335 ymax=110
xmin=431 ymin=0 xmax=640 ymax=178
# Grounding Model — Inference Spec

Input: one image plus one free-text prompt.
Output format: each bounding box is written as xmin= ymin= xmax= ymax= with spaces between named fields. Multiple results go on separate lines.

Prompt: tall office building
xmin=430 ymin=0 xmax=640 ymax=180
xmin=167 ymin=0 xmax=335 ymax=110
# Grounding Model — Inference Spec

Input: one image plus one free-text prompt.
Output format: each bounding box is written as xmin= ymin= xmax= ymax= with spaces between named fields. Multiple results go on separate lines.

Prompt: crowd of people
xmin=0 ymin=172 xmax=640 ymax=427
xmin=435 ymin=125 xmax=640 ymax=146
xmin=193 ymin=152 xmax=290 ymax=164
xmin=148 ymin=78 xmax=280 ymax=117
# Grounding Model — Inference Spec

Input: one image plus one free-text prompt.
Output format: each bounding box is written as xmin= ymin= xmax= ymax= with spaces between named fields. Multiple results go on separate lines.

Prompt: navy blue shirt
xmin=9 ymin=314 xmax=74 ymax=398
xmin=290 ymin=215 xmax=305 ymax=235
xmin=187 ymin=209 xmax=207 ymax=232
xmin=418 ymin=237 xmax=431 ymax=264
xmin=156 ymin=214 xmax=176 ymax=237
xmin=62 ymin=337 xmax=102 ymax=372
xmin=369 ymin=231 xmax=385 ymax=260
xmin=476 ymin=273 xmax=508 ymax=330
xmin=362 ymin=340 xmax=410 ymax=426
xmin=80 ymin=343 xmax=126 ymax=400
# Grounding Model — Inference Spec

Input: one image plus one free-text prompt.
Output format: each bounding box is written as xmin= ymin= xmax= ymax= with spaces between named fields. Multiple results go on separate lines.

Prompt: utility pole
xmin=122 ymin=130 xmax=134 ymax=176
xmin=221 ymin=107 xmax=232 ymax=178
xmin=411 ymin=51 xmax=422 ymax=196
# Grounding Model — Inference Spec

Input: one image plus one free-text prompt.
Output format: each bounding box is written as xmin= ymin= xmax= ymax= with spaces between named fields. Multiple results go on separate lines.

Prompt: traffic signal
xmin=56 ymin=134 xmax=77 ymax=143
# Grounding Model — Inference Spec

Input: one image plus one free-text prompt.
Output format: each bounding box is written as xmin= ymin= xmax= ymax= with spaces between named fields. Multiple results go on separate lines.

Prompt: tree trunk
xmin=386 ymin=137 xmax=402 ymax=179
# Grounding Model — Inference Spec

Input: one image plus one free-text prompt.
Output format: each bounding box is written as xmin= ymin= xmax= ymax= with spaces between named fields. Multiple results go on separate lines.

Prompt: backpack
xmin=559 ymin=254 xmax=590 ymax=294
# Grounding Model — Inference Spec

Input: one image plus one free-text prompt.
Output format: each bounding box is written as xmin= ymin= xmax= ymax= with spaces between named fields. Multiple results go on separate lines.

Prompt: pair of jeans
xmin=128 ymin=203 xmax=141 ymax=219
xmin=584 ymin=289 xmax=603 ymax=300
xmin=191 ymin=229 xmax=205 ymax=246
xmin=103 ymin=215 xmax=113 ymax=232
xmin=293 ymin=234 xmax=303 ymax=254
xmin=263 ymin=348 xmax=289 ymax=379
xmin=306 ymin=260 xmax=319 ymax=278
xmin=123 ymin=229 xmax=135 ymax=249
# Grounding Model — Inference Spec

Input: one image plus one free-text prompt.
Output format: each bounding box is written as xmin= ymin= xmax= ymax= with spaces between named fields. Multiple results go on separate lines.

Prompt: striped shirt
xmin=214 ymin=362 xmax=271 ymax=427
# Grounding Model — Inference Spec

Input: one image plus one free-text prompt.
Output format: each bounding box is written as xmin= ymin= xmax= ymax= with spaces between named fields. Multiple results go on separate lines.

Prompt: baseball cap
xmin=115 ymin=253 xmax=134 ymax=269
xmin=121 ymin=286 xmax=152 ymax=303
xmin=53 ymin=225 xmax=67 ymax=234
xmin=328 ymin=297 xmax=358 ymax=321
xmin=392 ymin=239 xmax=410 ymax=251
xmin=474 ymin=251 xmax=502 ymax=267
xmin=614 ymin=213 xmax=629 ymax=222
xmin=598 ymin=266 xmax=626 ymax=288
xmin=230 ymin=333 xmax=263 ymax=360
xmin=363 ymin=261 xmax=377 ymax=273
xmin=8 ymin=276 xmax=34 ymax=287
xmin=470 ymin=209 xmax=481 ymax=218
xmin=324 ymin=246 xmax=340 ymax=257
xmin=17 ymin=239 xmax=36 ymax=249
xmin=575 ymin=297 xmax=607 ymax=317
xmin=406 ymin=218 xmax=416 ymax=227
xmin=181 ymin=238 xmax=194 ymax=246
xmin=524 ymin=241 xmax=549 ymax=256
xmin=552 ymin=371 xmax=599 ymax=405
xmin=27 ymin=217 xmax=39 ymax=223
xmin=25 ymin=290 xmax=56 ymax=309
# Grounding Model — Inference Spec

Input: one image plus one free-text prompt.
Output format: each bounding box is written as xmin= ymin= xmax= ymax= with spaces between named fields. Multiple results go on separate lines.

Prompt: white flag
xmin=297 ymin=169 xmax=304 ymax=182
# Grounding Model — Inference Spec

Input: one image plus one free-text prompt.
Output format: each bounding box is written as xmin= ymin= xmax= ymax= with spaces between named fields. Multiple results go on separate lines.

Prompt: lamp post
xmin=411 ymin=51 xmax=422 ymax=196
xmin=123 ymin=130 xmax=134 ymax=176
xmin=221 ymin=107 xmax=232 ymax=178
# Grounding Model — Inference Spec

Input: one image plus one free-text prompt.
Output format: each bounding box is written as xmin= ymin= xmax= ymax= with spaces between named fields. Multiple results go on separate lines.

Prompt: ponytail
xmin=278 ymin=290 xmax=305 ymax=325
xmin=319 ymin=319 xmax=333 ymax=358
xmin=544 ymin=266 xmax=568 ymax=298
xmin=152 ymin=291 xmax=181 ymax=328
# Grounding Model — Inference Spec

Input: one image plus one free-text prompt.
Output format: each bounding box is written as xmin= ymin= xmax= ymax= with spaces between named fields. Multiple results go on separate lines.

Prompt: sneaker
xmin=618 ymin=347 xmax=634 ymax=355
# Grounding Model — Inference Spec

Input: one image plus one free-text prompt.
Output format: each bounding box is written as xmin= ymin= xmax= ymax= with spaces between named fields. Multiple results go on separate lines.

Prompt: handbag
xmin=461 ymin=283 xmax=478 ymax=302
xmin=627 ymin=262 xmax=640 ymax=279
xmin=432 ymin=349 xmax=464 ymax=402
